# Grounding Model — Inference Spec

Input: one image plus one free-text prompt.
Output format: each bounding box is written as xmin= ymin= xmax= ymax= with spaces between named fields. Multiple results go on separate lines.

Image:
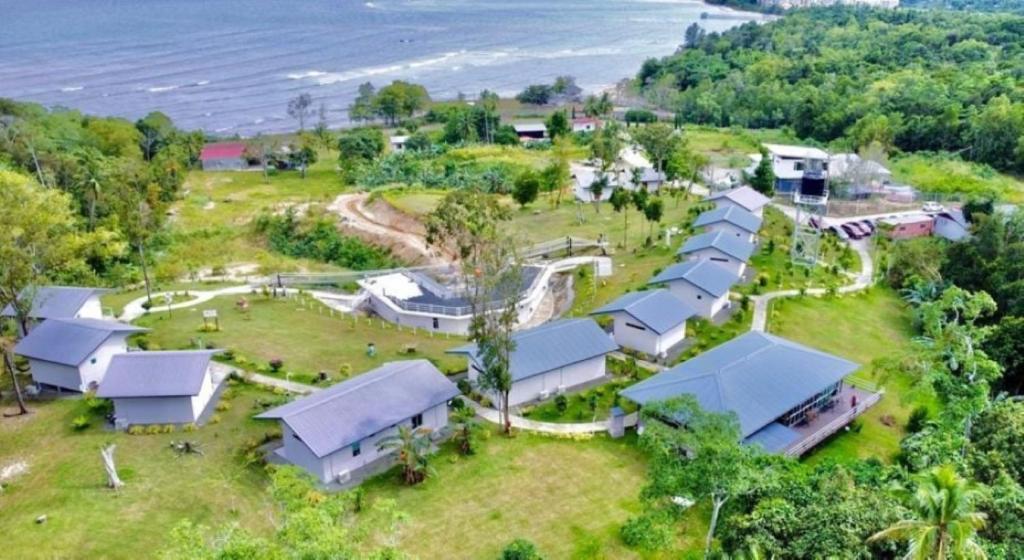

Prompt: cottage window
xmin=696 ymin=294 xmax=703 ymax=300
xmin=710 ymin=257 xmax=728 ymax=263
xmin=432 ymin=317 xmax=439 ymax=329
xmin=90 ymin=357 xmax=97 ymax=364
xmin=411 ymin=413 xmax=423 ymax=429
xmin=352 ymin=441 xmax=361 ymax=457
xmin=625 ymin=322 xmax=647 ymax=331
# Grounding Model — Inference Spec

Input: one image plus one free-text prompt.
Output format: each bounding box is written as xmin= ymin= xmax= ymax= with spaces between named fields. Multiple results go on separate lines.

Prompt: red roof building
xmin=200 ymin=142 xmax=247 ymax=171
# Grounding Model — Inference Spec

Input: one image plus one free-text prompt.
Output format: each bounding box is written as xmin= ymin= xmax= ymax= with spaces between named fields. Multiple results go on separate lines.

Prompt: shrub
xmin=500 ymin=538 xmax=544 ymax=560
xmin=450 ymin=397 xmax=466 ymax=411
xmin=161 ymin=424 xmax=176 ymax=434
xmin=621 ymin=513 xmax=673 ymax=551
xmin=210 ymin=414 xmax=222 ymax=425
xmin=457 ymin=378 xmax=472 ymax=395
xmin=71 ymin=415 xmax=90 ymax=431
xmin=183 ymin=423 xmax=198 ymax=432
xmin=339 ymin=363 xmax=353 ymax=377
xmin=554 ymin=394 xmax=568 ymax=413
xmin=146 ymin=425 xmax=163 ymax=435
xmin=268 ymin=358 xmax=284 ymax=372
xmin=215 ymin=401 xmax=232 ymax=412
xmin=128 ymin=425 xmax=145 ymax=435
xmin=906 ymin=405 xmax=931 ymax=433
xmin=221 ymin=348 xmax=236 ymax=360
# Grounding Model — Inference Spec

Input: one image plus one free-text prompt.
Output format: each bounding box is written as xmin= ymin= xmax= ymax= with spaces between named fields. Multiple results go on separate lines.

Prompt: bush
xmin=268 ymin=358 xmax=284 ymax=372
xmin=210 ymin=414 xmax=222 ymax=425
xmin=621 ymin=513 xmax=673 ymax=551
xmin=128 ymin=425 xmax=145 ymax=435
xmin=215 ymin=401 xmax=232 ymax=412
xmin=183 ymin=423 xmax=198 ymax=432
xmin=146 ymin=425 xmax=163 ymax=435
xmin=161 ymin=424 xmax=176 ymax=434
xmin=500 ymin=538 xmax=544 ymax=560
xmin=457 ymin=378 xmax=472 ymax=395
xmin=906 ymin=405 xmax=931 ymax=433
xmin=71 ymin=415 xmax=90 ymax=431
xmin=554 ymin=394 xmax=568 ymax=413
xmin=221 ymin=348 xmax=236 ymax=360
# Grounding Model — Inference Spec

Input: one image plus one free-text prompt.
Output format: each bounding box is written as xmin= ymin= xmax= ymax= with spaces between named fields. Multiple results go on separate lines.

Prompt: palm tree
xmin=75 ymin=148 xmax=106 ymax=230
xmin=377 ymin=425 xmax=433 ymax=485
xmin=868 ymin=465 xmax=987 ymax=560
xmin=450 ymin=406 xmax=479 ymax=455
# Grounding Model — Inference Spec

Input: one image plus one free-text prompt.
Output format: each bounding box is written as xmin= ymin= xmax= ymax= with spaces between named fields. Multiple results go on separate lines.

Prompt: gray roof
xmin=255 ymin=360 xmax=459 ymax=458
xmin=14 ymin=318 xmax=147 ymax=367
xmin=96 ymin=350 xmax=217 ymax=398
xmin=707 ymin=186 xmax=770 ymax=212
xmin=590 ymin=289 xmax=696 ymax=334
xmin=448 ymin=318 xmax=618 ymax=382
xmin=938 ymin=209 xmax=968 ymax=228
xmin=679 ymin=231 xmax=755 ymax=262
xmin=745 ymin=422 xmax=801 ymax=452
xmin=693 ymin=206 xmax=763 ymax=234
xmin=639 ymin=167 xmax=665 ymax=183
xmin=648 ymin=260 xmax=739 ymax=298
xmin=620 ymin=332 xmax=859 ymax=438
xmin=1 ymin=286 xmax=111 ymax=319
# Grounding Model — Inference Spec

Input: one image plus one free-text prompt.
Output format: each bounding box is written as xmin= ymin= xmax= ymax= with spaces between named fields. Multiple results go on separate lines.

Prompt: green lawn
xmin=0 ymin=385 xmax=276 ymax=559
xmin=361 ymin=431 xmax=702 ymax=559
xmin=889 ymin=152 xmax=1024 ymax=203
xmin=682 ymin=126 xmax=799 ymax=168
xmin=134 ymin=293 xmax=466 ymax=384
xmin=767 ymin=287 xmax=936 ymax=463
xmin=101 ymin=281 xmax=245 ymax=318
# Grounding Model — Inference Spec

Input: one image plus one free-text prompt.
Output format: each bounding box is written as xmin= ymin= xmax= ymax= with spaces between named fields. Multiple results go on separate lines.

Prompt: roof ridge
xmin=280 ymin=361 xmax=423 ymax=418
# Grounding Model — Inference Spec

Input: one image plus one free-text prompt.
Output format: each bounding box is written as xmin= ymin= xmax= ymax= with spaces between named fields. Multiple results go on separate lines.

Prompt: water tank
xmin=799 ymin=171 xmax=827 ymax=199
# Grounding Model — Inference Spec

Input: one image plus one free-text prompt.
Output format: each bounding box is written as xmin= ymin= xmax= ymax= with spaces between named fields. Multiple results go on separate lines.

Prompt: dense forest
xmin=638 ymin=7 xmax=1024 ymax=174
xmin=901 ymin=0 xmax=1024 ymax=13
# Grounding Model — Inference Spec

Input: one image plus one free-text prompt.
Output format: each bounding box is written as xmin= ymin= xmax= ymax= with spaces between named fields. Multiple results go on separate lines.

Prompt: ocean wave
xmin=60 ymin=86 xmax=84 ymax=92
xmin=287 ymin=70 xmax=328 ymax=80
xmin=147 ymin=84 xmax=179 ymax=92
xmin=195 ymin=80 xmax=210 ymax=86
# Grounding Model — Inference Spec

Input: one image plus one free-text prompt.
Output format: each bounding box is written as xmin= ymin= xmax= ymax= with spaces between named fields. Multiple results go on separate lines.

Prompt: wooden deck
xmin=784 ymin=385 xmax=883 ymax=457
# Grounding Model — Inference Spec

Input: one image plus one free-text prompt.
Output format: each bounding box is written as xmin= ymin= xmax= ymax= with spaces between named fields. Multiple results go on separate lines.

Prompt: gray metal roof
xmin=693 ymin=206 xmax=763 ymax=234
xmin=255 ymin=360 xmax=459 ymax=458
xmin=744 ymin=421 xmax=801 ymax=452
xmin=1 ymin=286 xmax=111 ymax=319
xmin=620 ymin=332 xmax=859 ymax=438
xmin=96 ymin=350 xmax=217 ymax=398
xmin=648 ymin=260 xmax=739 ymax=298
xmin=14 ymin=318 xmax=147 ymax=366
xmin=707 ymin=186 xmax=771 ymax=212
xmin=679 ymin=231 xmax=755 ymax=262
xmin=590 ymin=289 xmax=696 ymax=334
xmin=448 ymin=318 xmax=618 ymax=382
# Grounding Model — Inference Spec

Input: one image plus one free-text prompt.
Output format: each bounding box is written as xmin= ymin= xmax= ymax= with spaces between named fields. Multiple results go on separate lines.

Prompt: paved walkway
xmin=463 ymin=398 xmax=612 ymax=434
xmin=749 ymin=238 xmax=874 ymax=332
xmin=209 ymin=362 xmax=321 ymax=395
xmin=119 ymin=285 xmax=252 ymax=321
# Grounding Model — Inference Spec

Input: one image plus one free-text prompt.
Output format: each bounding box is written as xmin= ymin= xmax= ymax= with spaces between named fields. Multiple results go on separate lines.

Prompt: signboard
xmin=202 ymin=309 xmax=218 ymax=319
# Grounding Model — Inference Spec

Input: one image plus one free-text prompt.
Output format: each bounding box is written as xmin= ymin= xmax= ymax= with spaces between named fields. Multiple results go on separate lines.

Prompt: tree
xmin=632 ymin=123 xmax=680 ymax=173
xmin=450 ymin=406 xmax=480 ymax=456
xmin=749 ymin=147 xmax=775 ymax=196
xmin=135 ymin=111 xmax=175 ymax=161
xmin=609 ymin=187 xmax=632 ymax=249
xmin=337 ymin=127 xmax=386 ymax=172
xmin=638 ymin=396 xmax=758 ymax=558
xmin=101 ymin=444 xmax=124 ymax=490
xmin=513 ymin=170 xmax=540 ymax=208
xmin=287 ymin=92 xmax=314 ymax=131
xmin=539 ymin=159 xmax=569 ymax=207
xmin=74 ymin=146 xmax=108 ymax=230
xmin=349 ymin=82 xmax=377 ymax=123
xmin=985 ymin=316 xmax=1024 ymax=394
xmin=583 ymin=92 xmax=613 ymax=118
xmin=500 ymin=539 xmax=544 ymax=560
xmin=644 ymin=197 xmax=664 ymax=242
xmin=545 ymin=110 xmax=570 ymax=139
xmin=372 ymin=81 xmax=430 ymax=125
xmin=515 ymin=84 xmax=553 ymax=106
xmin=479 ymin=89 xmax=500 ymax=143
xmin=684 ymin=22 xmax=706 ymax=48
xmin=591 ymin=122 xmax=623 ymax=172
xmin=552 ymin=75 xmax=582 ymax=101
xmin=378 ymin=425 xmax=433 ymax=485
xmin=869 ymin=465 xmax=987 ymax=560
xmin=589 ymin=173 xmax=610 ymax=213
xmin=288 ymin=132 xmax=319 ymax=179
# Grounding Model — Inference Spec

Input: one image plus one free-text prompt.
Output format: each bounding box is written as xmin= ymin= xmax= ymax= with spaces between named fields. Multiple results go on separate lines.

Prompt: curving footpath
xmin=462 ymin=397 xmax=616 ymax=434
xmin=749 ymin=237 xmax=874 ymax=332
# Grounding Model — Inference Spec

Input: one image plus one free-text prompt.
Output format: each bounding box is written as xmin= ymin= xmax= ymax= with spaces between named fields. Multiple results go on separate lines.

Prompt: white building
xmin=692 ymin=206 xmax=763 ymax=243
xmin=679 ymin=230 xmax=755 ymax=278
xmin=706 ymin=186 xmax=771 ymax=218
xmin=572 ymin=117 xmax=600 ymax=133
xmin=933 ymin=210 xmax=971 ymax=242
xmin=13 ymin=318 xmax=147 ymax=393
xmin=591 ymin=289 xmax=695 ymax=358
xmin=747 ymin=144 xmax=830 ymax=195
xmin=256 ymin=360 xmax=459 ymax=485
xmin=1 ymin=286 xmax=111 ymax=333
xmin=648 ymin=260 xmax=739 ymax=319
xmin=450 ymin=318 xmax=618 ymax=407
xmin=97 ymin=350 xmax=221 ymax=427
xmin=389 ymin=135 xmax=409 ymax=152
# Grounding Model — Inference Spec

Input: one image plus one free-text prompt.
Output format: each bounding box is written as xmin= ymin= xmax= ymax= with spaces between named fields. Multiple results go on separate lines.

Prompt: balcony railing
xmin=784 ymin=390 xmax=883 ymax=457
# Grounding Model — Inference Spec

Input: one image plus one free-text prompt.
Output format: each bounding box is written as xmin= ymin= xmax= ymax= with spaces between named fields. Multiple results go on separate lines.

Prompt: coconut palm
xmin=450 ymin=406 xmax=480 ymax=456
xmin=868 ymin=465 xmax=987 ymax=560
xmin=75 ymin=147 xmax=107 ymax=230
xmin=377 ymin=425 xmax=433 ymax=485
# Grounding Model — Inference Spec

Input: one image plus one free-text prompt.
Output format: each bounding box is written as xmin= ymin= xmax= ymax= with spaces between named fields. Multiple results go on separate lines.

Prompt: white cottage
xmin=590 ymin=289 xmax=696 ymax=358
xmin=13 ymin=318 xmax=146 ymax=392
xmin=97 ymin=350 xmax=221 ymax=427
xmin=256 ymin=360 xmax=459 ymax=484
xmin=679 ymin=230 xmax=755 ymax=278
xmin=449 ymin=318 xmax=618 ymax=407
xmin=706 ymin=186 xmax=771 ymax=218
xmin=648 ymin=260 xmax=739 ymax=319
xmin=692 ymin=206 xmax=763 ymax=243
xmin=933 ymin=210 xmax=970 ymax=242
xmin=1 ymin=286 xmax=111 ymax=334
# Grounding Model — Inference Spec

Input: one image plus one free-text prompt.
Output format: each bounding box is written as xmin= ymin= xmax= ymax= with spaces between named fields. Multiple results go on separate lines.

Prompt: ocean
xmin=0 ymin=0 xmax=764 ymax=135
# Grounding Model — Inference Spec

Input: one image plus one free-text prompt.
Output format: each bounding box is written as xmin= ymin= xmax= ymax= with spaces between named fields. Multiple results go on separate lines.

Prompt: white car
xmin=922 ymin=202 xmax=945 ymax=213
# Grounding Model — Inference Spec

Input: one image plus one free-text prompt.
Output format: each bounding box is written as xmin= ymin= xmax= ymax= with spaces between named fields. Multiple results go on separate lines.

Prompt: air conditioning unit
xmin=336 ymin=469 xmax=351 ymax=484
xmin=538 ymin=389 xmax=551 ymax=400
xmin=556 ymin=385 xmax=567 ymax=395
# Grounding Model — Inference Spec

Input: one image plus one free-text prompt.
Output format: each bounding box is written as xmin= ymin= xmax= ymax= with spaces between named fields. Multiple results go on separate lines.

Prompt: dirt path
xmin=327 ymin=193 xmax=449 ymax=266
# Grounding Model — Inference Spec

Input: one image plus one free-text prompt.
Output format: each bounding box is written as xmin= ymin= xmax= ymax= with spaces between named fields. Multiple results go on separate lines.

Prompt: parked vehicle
xmin=859 ymin=219 xmax=876 ymax=233
xmin=922 ymin=202 xmax=945 ymax=213
xmin=829 ymin=226 xmax=849 ymax=240
xmin=841 ymin=223 xmax=865 ymax=240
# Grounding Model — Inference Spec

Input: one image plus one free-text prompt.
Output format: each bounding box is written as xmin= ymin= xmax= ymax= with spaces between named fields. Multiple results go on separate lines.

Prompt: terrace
xmin=784 ymin=382 xmax=883 ymax=457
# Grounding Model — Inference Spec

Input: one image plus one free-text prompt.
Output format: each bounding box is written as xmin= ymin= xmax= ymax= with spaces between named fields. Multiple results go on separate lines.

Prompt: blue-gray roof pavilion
xmin=679 ymin=230 xmax=755 ymax=262
xmin=590 ymin=289 xmax=696 ymax=335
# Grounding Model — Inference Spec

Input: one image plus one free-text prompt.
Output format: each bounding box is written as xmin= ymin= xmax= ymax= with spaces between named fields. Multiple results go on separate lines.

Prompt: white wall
xmin=469 ymin=355 xmax=608 ymax=407
xmin=190 ymin=372 xmax=215 ymax=418
xmin=77 ymin=296 xmax=105 ymax=319
xmin=279 ymin=403 xmax=450 ymax=484
xmin=113 ymin=396 xmax=197 ymax=425
xmin=609 ymin=312 xmax=686 ymax=357
xmin=933 ymin=217 xmax=968 ymax=241
xmin=705 ymin=223 xmax=756 ymax=244
xmin=684 ymin=248 xmax=747 ymax=278
xmin=366 ymin=293 xmax=472 ymax=335
xmin=665 ymin=282 xmax=730 ymax=319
